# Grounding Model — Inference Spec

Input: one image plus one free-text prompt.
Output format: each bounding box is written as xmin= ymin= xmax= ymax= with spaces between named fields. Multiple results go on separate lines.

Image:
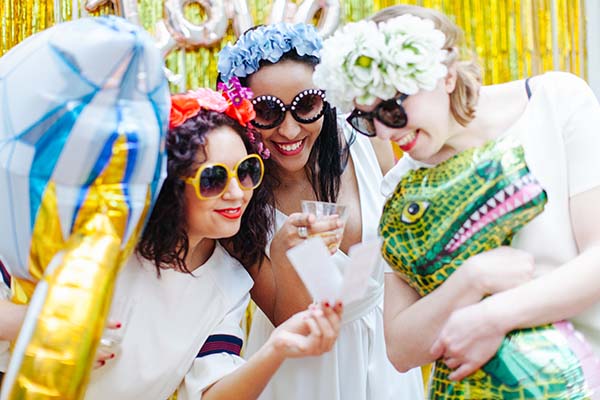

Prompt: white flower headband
xmin=313 ymin=15 xmax=449 ymax=113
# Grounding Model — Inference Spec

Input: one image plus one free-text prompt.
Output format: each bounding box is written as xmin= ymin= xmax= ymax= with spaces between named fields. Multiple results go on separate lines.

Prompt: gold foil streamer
xmin=537 ymin=0 xmax=554 ymax=73
xmin=57 ymin=0 xmax=75 ymax=21
xmin=1 ymin=0 xmax=54 ymax=53
xmin=0 ymin=0 xmax=590 ymax=85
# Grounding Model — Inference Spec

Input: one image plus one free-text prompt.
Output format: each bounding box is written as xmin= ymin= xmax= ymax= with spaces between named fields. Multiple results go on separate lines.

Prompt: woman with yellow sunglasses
xmin=82 ymin=87 xmax=344 ymax=399
xmin=0 ymin=85 xmax=338 ymax=399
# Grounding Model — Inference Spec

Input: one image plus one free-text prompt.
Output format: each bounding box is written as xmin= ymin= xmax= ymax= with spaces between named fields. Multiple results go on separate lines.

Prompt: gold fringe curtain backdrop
xmin=368 ymin=0 xmax=587 ymax=83
xmin=1 ymin=0 xmax=587 ymax=90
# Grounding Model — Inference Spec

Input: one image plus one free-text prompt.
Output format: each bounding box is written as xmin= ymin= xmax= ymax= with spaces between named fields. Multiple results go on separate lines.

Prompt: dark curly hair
xmin=236 ymin=48 xmax=353 ymax=203
xmin=136 ymin=109 xmax=274 ymax=275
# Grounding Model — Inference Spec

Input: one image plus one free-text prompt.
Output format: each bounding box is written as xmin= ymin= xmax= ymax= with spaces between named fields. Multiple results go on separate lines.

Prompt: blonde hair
xmin=371 ymin=5 xmax=481 ymax=126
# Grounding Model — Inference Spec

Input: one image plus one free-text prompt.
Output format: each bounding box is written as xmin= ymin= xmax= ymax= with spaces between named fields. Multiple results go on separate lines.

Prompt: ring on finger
xmin=297 ymin=226 xmax=308 ymax=239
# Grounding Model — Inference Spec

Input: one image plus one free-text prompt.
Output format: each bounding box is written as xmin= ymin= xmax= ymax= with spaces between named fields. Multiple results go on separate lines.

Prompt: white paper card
xmin=285 ymin=237 xmax=342 ymax=303
xmin=339 ymin=239 xmax=382 ymax=304
xmin=286 ymin=238 xmax=382 ymax=304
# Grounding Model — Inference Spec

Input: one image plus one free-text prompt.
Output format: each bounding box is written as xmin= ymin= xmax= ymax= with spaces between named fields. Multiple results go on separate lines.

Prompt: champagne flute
xmin=301 ymin=200 xmax=349 ymax=252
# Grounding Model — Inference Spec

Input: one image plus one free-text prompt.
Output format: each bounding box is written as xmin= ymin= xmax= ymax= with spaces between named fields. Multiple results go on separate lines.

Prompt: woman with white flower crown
xmin=314 ymin=3 xmax=600 ymax=397
xmin=218 ymin=23 xmax=424 ymax=400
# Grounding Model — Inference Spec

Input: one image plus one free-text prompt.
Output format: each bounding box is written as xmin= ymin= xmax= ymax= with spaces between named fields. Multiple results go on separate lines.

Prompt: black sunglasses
xmin=346 ymin=93 xmax=409 ymax=137
xmin=251 ymin=89 xmax=327 ymax=129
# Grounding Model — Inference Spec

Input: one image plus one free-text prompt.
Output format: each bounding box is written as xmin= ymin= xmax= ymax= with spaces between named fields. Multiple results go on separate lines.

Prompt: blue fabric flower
xmin=218 ymin=23 xmax=323 ymax=83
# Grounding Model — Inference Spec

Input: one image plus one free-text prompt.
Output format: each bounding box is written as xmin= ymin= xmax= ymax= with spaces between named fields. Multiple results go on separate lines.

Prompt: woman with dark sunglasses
xmin=87 ymin=88 xmax=343 ymax=399
xmin=218 ymin=23 xmax=424 ymax=400
xmin=0 ymin=88 xmax=342 ymax=399
xmin=316 ymin=3 xmax=600 ymax=391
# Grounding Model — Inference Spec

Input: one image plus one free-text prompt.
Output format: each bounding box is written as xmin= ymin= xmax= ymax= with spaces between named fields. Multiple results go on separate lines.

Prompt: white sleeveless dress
xmin=245 ymin=124 xmax=424 ymax=400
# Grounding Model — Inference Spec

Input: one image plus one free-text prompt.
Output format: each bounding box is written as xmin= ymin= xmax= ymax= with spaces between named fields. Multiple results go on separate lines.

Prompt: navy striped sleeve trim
xmin=0 ymin=261 xmax=10 ymax=288
xmin=196 ymin=334 xmax=243 ymax=358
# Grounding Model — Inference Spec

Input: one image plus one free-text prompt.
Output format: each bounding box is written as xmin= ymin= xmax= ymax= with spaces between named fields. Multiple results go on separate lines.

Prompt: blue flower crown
xmin=218 ymin=23 xmax=322 ymax=83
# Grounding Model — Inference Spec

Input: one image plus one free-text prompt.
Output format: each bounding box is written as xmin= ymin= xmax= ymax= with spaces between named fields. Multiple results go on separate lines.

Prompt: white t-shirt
xmin=382 ymin=72 xmax=600 ymax=354
xmin=86 ymin=242 xmax=253 ymax=400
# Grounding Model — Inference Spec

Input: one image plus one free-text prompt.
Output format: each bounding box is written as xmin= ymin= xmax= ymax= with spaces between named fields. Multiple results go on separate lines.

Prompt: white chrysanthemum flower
xmin=315 ymin=20 xmax=388 ymax=112
xmin=314 ymin=14 xmax=449 ymax=112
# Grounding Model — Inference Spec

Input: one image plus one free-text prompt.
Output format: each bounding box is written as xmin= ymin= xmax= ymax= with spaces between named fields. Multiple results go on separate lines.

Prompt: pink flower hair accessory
xmin=217 ymin=76 xmax=253 ymax=106
xmin=168 ymin=83 xmax=270 ymax=159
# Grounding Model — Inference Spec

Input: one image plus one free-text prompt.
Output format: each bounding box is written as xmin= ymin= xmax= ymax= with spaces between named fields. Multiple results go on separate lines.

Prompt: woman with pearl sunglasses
xmin=218 ymin=22 xmax=424 ymax=400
